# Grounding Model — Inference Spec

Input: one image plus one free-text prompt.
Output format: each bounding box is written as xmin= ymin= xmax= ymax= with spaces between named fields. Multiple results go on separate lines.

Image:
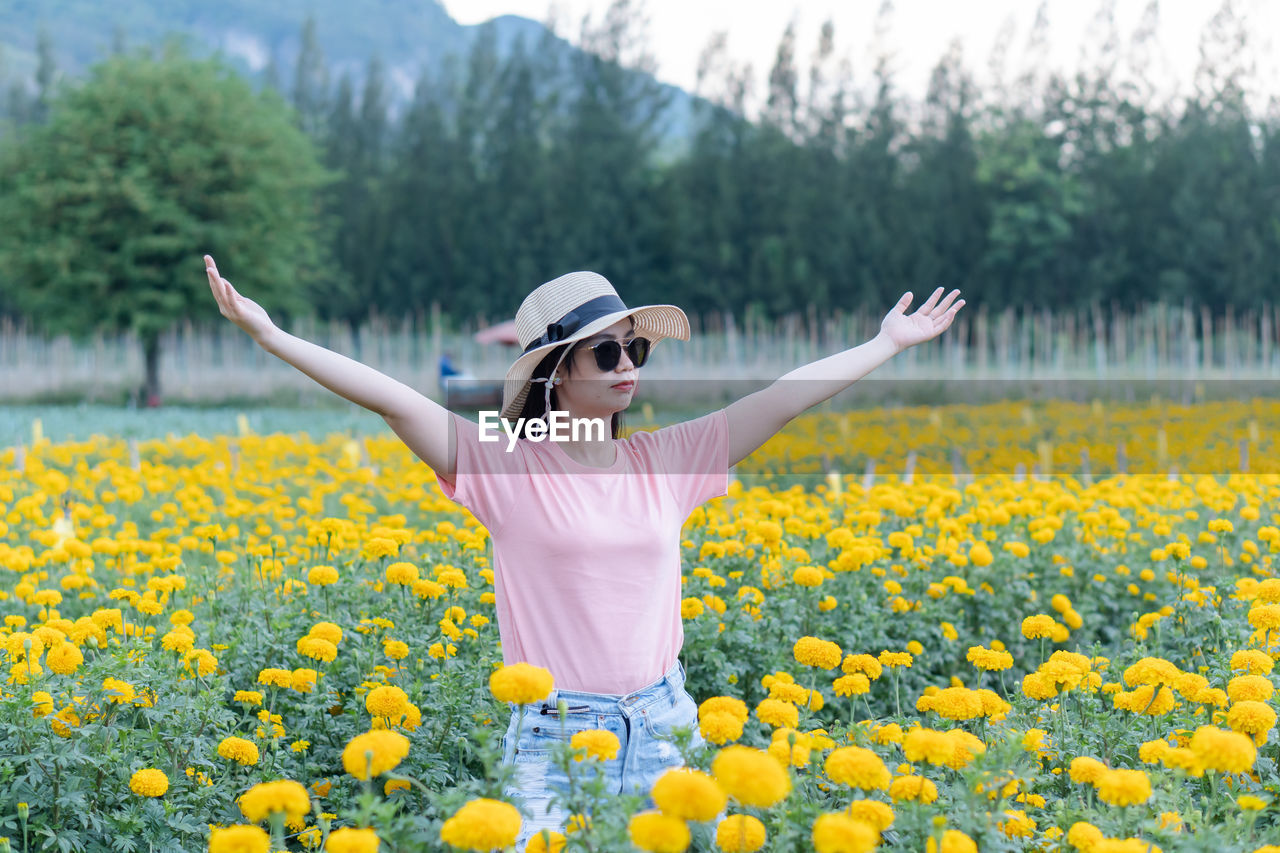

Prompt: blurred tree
xmin=0 ymin=44 xmax=335 ymax=405
xmin=292 ymin=15 xmax=329 ymax=138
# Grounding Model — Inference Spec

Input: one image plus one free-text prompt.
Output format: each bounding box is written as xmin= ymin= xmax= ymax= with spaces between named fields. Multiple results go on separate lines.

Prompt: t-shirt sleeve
xmin=645 ymin=408 xmax=730 ymax=518
xmin=436 ymin=412 xmax=527 ymax=533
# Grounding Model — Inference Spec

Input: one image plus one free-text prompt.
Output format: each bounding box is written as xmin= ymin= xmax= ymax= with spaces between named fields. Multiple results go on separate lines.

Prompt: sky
xmin=442 ymin=0 xmax=1279 ymax=111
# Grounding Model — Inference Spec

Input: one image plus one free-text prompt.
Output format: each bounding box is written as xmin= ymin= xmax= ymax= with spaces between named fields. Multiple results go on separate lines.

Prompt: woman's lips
xmin=611 ymin=381 xmax=635 ymax=392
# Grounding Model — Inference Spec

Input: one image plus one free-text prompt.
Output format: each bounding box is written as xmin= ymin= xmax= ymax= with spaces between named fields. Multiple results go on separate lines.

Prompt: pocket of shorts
xmin=642 ymin=692 xmax=698 ymax=739
xmin=516 ymin=719 xmax=592 ymax=755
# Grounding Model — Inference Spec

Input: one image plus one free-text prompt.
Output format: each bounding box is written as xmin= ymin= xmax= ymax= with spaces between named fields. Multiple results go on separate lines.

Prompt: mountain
xmin=0 ymin=0 xmax=698 ymax=138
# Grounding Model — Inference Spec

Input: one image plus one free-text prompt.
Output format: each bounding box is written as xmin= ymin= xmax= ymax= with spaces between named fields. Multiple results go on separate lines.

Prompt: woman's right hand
xmin=205 ymin=254 xmax=278 ymax=346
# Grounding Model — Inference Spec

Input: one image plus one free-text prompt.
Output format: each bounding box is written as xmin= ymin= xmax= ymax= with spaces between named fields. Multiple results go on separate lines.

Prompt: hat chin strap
xmin=528 ymin=347 xmax=571 ymax=416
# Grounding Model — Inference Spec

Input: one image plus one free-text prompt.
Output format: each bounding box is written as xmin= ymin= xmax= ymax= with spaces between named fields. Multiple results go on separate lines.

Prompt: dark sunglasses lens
xmin=593 ymin=341 xmax=622 ymax=371
xmin=628 ymin=338 xmax=651 ymax=367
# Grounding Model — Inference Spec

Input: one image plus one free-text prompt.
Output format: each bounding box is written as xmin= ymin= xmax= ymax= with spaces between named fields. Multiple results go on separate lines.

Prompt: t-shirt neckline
xmin=547 ymin=437 xmax=627 ymax=473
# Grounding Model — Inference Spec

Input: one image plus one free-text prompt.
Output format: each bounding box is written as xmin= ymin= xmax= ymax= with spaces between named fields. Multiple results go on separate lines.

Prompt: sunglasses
xmin=580 ymin=337 xmax=651 ymax=371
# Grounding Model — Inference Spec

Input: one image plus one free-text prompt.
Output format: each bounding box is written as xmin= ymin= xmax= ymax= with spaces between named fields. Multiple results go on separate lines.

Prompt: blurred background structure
xmin=0 ymin=0 xmax=1277 ymax=407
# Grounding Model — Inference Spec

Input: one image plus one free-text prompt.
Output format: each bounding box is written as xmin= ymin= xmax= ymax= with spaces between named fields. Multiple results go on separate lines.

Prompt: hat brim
xmin=499 ymin=305 xmax=690 ymax=418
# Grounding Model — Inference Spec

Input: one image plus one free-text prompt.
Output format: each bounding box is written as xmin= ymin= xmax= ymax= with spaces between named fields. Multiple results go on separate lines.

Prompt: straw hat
xmin=500 ymin=271 xmax=690 ymax=419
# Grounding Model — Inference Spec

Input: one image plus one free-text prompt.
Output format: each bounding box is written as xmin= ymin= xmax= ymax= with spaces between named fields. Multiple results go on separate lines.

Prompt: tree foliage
xmin=0 ymin=41 xmax=334 ymax=400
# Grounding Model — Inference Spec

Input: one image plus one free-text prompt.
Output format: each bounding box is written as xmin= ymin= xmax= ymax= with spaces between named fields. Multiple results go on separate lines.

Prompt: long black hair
xmin=516 ymin=342 xmax=624 ymax=440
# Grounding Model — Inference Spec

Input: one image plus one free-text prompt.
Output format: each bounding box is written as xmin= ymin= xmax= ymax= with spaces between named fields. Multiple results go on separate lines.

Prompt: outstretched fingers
xmin=916 ymin=286 xmax=945 ymax=314
xmin=931 ymin=289 xmax=962 ymax=317
xmin=933 ymin=298 xmax=966 ymax=331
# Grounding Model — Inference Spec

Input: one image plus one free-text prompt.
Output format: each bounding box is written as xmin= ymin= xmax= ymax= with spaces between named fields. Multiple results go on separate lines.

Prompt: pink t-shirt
xmin=437 ymin=409 xmax=729 ymax=695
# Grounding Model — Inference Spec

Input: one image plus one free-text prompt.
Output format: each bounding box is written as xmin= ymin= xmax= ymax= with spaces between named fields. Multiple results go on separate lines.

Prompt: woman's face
xmin=557 ymin=318 xmax=640 ymax=419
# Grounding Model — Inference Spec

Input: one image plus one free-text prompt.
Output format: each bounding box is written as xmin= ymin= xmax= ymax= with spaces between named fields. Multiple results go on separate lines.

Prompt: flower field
xmin=2 ymin=399 xmax=1280 ymax=852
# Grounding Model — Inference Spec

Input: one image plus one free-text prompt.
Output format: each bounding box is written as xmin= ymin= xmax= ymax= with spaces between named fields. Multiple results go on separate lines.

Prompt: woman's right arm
xmin=205 ymin=254 xmax=456 ymax=479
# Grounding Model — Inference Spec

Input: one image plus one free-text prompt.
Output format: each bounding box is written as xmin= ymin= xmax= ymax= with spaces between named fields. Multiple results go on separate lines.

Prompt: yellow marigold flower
xmin=385 ymin=562 xmax=419 ymax=585
xmin=793 ymin=566 xmax=825 ymax=588
xmin=217 ymin=736 xmax=260 ymax=766
xmin=794 ymin=637 xmax=843 ymax=670
xmin=966 ymin=646 xmax=1013 ymax=671
xmin=1238 ymin=795 xmax=1267 ymax=811
xmin=878 ymin=651 xmax=912 ymax=668
xmin=1248 ymin=604 xmax=1280 ymax=631
xmin=651 ymin=768 xmax=727 ymax=821
xmin=297 ymin=636 xmax=337 ymax=663
xmin=257 ymin=668 xmax=293 ymax=689
xmin=308 ymin=622 xmax=343 ymax=645
xmin=366 ymin=685 xmax=409 ymax=719
xmin=1227 ymin=700 xmax=1277 ymax=745
xmin=811 ymin=813 xmax=878 ymax=853
xmin=1123 ymin=657 xmax=1181 ymax=687
xmin=1066 ymin=822 xmax=1103 ymax=852
xmin=846 ymin=799 xmax=893 ymax=832
xmin=833 ymin=673 xmax=870 ymax=697
xmin=1189 ymin=725 xmax=1255 ymax=774
xmin=439 ymin=798 xmax=521 ymax=851
xmin=291 ymin=668 xmax=317 ymax=694
xmin=824 ymin=747 xmax=890 ymax=790
xmin=327 ymin=826 xmax=380 ymax=853
xmin=699 ymin=696 xmax=749 ymax=723
xmin=871 ymin=723 xmax=903 ymax=745
xmin=489 ymin=662 xmax=553 ymax=705
xmin=943 ymin=729 xmax=986 ymax=769
xmin=102 ymin=677 xmax=136 ymax=704
xmin=384 ymin=778 xmax=410 ymax=795
xmin=715 ymin=815 xmax=766 ymax=852
xmin=623 ymin=812 xmax=690 ymax=853
xmin=45 ymin=642 xmax=84 ymax=675
xmin=903 ymin=728 xmax=954 ymax=765
xmin=238 ymin=779 xmax=310 ymax=822
xmin=525 ymin=830 xmax=567 ymax=853
xmin=342 ymin=730 xmax=411 ymax=780
xmin=1022 ymin=672 xmax=1058 ymax=701
xmin=570 ymin=729 xmax=621 ymax=762
xmin=1231 ymin=649 xmax=1274 ymax=675
xmin=680 ymin=597 xmax=705 ymax=619
xmin=129 ymin=768 xmax=168 ymax=797
xmin=920 ymin=687 xmax=984 ymax=721
xmin=1021 ymin=614 xmax=1057 ymax=639
xmin=413 ymin=578 xmax=446 ymax=599
xmin=755 ymin=698 xmax=798 ymax=729
xmin=976 ymin=689 xmax=1012 ymax=721
xmin=926 ymin=829 xmax=977 ymax=853
xmin=819 ymin=595 xmax=838 ymax=612
xmin=383 ymin=640 xmax=409 ymax=660
xmin=1161 ymin=746 xmax=1206 ymax=777
xmin=307 ymin=565 xmax=339 ymax=586
xmin=31 ymin=691 xmax=54 ymax=719
xmin=1138 ymin=738 xmax=1173 ymax=764
xmin=998 ymin=809 xmax=1035 ymax=839
xmin=712 ymin=745 xmax=791 ymax=807
xmin=888 ymin=774 xmax=938 ymax=804
xmin=700 ymin=711 xmax=744 ymax=745
xmin=208 ymin=825 xmax=270 ymax=853
xmin=768 ymin=728 xmax=812 ymax=768
xmin=1003 ymin=541 xmax=1030 ymax=558
xmin=1095 ymin=768 xmax=1152 ymax=807
xmin=1069 ymin=756 xmax=1108 ymax=784
xmin=842 ymin=654 xmax=882 ymax=680
xmin=290 ymin=740 xmax=310 ymax=753
xmin=1227 ymin=675 xmax=1274 ymax=703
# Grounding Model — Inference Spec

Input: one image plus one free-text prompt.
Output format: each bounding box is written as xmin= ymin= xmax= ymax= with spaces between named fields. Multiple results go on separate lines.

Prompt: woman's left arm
xmin=724 ymin=287 xmax=964 ymax=467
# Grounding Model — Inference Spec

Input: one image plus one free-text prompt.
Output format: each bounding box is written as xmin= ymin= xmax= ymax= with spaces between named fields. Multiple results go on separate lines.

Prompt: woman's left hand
xmin=879 ymin=287 xmax=965 ymax=352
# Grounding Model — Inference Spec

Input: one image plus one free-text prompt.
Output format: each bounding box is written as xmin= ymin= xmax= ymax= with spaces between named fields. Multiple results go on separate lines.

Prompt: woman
xmin=204 ymin=258 xmax=963 ymax=846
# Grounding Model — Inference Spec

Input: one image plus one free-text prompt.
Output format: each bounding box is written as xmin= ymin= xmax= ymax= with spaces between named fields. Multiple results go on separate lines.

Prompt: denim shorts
xmin=499 ymin=659 xmax=703 ymax=849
